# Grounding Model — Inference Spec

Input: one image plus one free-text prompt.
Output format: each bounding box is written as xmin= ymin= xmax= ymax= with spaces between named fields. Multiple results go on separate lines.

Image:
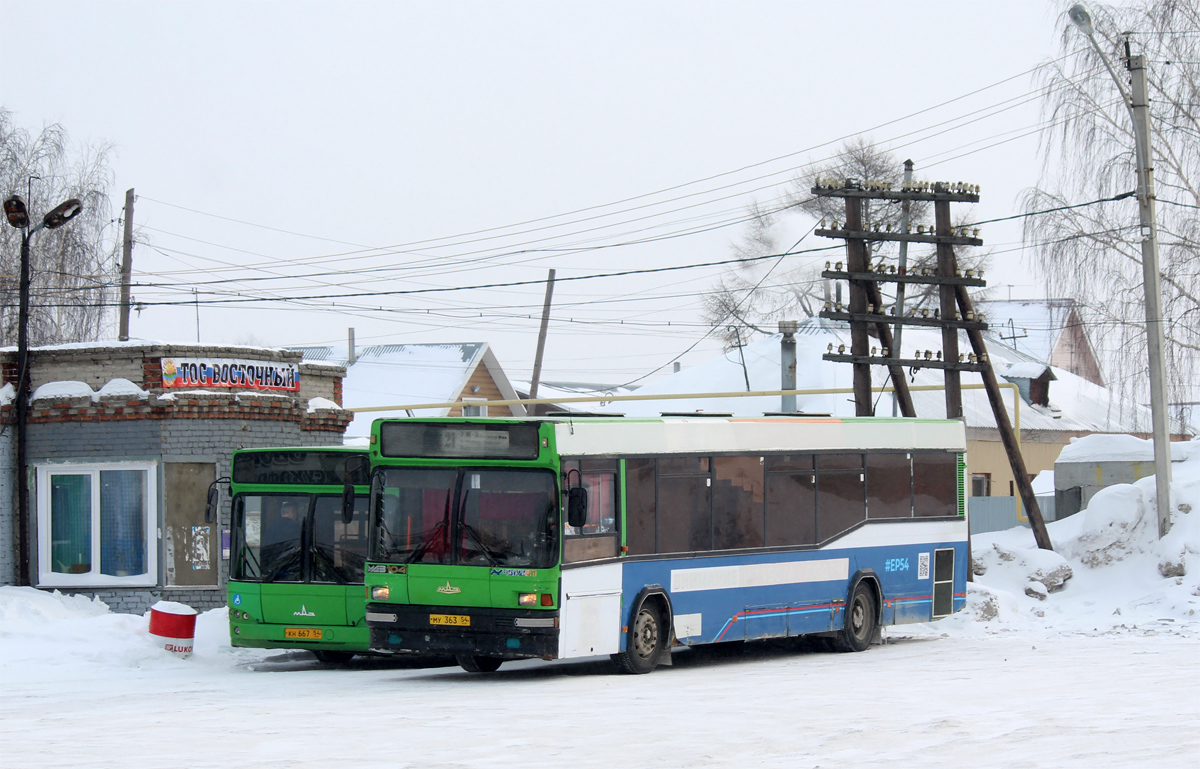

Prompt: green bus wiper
xmin=263 ymin=546 xmax=303 ymax=582
xmin=460 ymin=521 xmax=500 ymax=566
xmin=311 ymin=546 xmax=348 ymax=585
xmin=406 ymin=519 xmax=447 ymax=563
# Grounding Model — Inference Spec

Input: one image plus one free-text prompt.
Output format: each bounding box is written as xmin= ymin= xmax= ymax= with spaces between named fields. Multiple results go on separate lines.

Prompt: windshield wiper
xmin=460 ymin=521 xmax=500 ymax=566
xmin=311 ymin=546 xmax=347 ymax=585
xmin=406 ymin=519 xmax=447 ymax=563
xmin=263 ymin=546 xmax=303 ymax=582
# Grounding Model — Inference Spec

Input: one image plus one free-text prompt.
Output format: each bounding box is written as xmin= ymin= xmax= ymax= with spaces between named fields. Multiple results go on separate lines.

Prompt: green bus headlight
xmin=371 ymin=586 xmax=390 ymax=601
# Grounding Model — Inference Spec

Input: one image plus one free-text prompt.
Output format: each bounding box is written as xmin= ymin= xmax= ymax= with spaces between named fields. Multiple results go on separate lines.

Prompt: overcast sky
xmin=2 ymin=0 xmax=1082 ymax=386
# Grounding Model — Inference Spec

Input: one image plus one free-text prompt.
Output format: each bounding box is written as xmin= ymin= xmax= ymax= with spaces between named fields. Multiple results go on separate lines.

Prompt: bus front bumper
xmin=365 ymin=603 xmax=559 ymax=659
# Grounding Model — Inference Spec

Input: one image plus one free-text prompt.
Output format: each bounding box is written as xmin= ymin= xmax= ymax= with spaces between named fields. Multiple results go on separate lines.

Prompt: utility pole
xmin=1130 ymin=54 xmax=1173 ymax=537
xmin=815 ymin=177 xmax=1053 ymax=551
xmin=527 ymin=269 xmax=555 ymax=414
xmin=1069 ymin=3 xmax=1172 ymax=537
xmin=118 ymin=188 xmax=134 ymax=341
xmin=891 ymin=160 xmax=913 ymax=416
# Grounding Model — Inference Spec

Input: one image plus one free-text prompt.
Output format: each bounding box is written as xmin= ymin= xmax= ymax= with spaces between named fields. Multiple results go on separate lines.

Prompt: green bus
xmin=360 ymin=416 xmax=968 ymax=674
xmin=225 ymin=446 xmax=371 ymax=663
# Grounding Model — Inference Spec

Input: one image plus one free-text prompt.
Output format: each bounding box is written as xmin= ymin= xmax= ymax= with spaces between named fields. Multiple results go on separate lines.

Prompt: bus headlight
xmin=518 ymin=593 xmax=537 ymax=606
xmin=371 ymin=585 xmax=390 ymax=601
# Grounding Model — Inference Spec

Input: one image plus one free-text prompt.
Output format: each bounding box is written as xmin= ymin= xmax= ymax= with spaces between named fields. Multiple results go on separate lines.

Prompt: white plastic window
xmin=36 ymin=463 xmax=158 ymax=588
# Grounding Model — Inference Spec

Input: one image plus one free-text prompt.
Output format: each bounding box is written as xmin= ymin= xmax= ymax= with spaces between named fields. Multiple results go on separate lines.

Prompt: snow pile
xmin=31 ymin=380 xmax=95 ymax=401
xmin=939 ymin=436 xmax=1200 ymax=638
xmin=306 ymin=396 xmax=343 ymax=412
xmin=0 ymin=382 xmax=14 ymax=406
xmin=30 ymin=378 xmax=149 ymax=402
xmin=96 ymin=377 xmax=149 ymax=399
xmin=1058 ymin=431 xmax=1197 ymax=462
xmin=0 ymin=588 xmax=269 ymax=686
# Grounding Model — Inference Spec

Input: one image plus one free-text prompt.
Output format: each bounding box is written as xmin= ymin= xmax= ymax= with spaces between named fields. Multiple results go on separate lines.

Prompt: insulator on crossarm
xmin=837 ymin=344 xmax=846 ymax=354
xmin=936 ymin=350 xmax=943 ymax=360
xmin=835 ymin=261 xmax=843 ymax=271
xmin=827 ymin=343 xmax=833 ymax=352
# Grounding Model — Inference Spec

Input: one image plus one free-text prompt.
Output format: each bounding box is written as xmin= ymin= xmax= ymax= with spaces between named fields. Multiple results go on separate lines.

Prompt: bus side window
xmin=563 ymin=459 xmax=619 ymax=563
xmin=765 ymin=455 xmax=816 ymax=547
xmin=625 ymin=458 xmax=656 ymax=555
xmin=913 ymin=452 xmax=958 ymax=517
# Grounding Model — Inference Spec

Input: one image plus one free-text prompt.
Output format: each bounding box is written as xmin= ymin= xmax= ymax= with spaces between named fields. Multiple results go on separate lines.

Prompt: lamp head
xmin=1068 ymin=4 xmax=1094 ymax=36
xmin=42 ymin=199 xmax=82 ymax=229
xmin=3 ymin=195 xmax=30 ymax=229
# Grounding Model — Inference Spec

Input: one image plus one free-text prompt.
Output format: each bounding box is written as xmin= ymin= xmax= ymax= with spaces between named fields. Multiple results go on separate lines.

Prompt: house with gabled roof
xmin=977 ymin=299 xmax=1105 ymax=386
xmin=292 ymin=342 xmax=526 ymax=439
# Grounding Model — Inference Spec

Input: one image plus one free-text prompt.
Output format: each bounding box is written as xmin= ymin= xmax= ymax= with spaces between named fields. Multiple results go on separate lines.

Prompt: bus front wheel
xmin=612 ymin=600 xmax=667 ymax=674
xmin=457 ymin=655 xmax=503 ymax=673
xmin=312 ymin=650 xmax=354 ymax=664
xmin=832 ymin=581 xmax=877 ymax=653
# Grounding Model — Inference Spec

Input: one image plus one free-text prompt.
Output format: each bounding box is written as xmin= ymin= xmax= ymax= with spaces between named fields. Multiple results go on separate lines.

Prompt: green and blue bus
xmin=225 ymin=446 xmax=371 ymax=663
xmin=361 ymin=416 xmax=968 ymax=674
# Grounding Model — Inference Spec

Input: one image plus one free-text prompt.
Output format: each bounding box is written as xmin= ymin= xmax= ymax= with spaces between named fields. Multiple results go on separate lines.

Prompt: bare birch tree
xmin=1024 ymin=1 xmax=1199 ymax=429
xmin=706 ymin=138 xmax=986 ymax=347
xmin=1 ymin=109 xmax=117 ymax=346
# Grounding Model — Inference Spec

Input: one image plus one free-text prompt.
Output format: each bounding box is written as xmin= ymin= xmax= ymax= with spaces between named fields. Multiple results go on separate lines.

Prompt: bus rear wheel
xmin=612 ymin=601 xmax=667 ymax=674
xmin=312 ymin=650 xmax=354 ymax=664
xmin=456 ymin=655 xmax=503 ymax=673
xmin=832 ymin=581 xmax=877 ymax=653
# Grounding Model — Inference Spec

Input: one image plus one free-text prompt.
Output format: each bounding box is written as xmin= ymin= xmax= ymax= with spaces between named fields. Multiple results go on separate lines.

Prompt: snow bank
xmin=31 ymin=380 xmax=95 ymax=400
xmin=96 ymin=378 xmax=148 ymax=399
xmin=306 ymin=396 xmax=342 ymax=412
xmin=940 ymin=443 xmax=1200 ymax=638
xmin=0 ymin=588 xmax=270 ymax=687
xmin=31 ymin=378 xmax=150 ymax=402
xmin=1057 ymin=432 xmax=1197 ymax=463
xmin=0 ymin=382 xmax=14 ymax=406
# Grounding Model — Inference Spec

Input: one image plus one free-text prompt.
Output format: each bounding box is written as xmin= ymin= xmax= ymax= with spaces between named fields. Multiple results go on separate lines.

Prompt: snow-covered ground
xmin=2 ymin=435 xmax=1197 ymax=768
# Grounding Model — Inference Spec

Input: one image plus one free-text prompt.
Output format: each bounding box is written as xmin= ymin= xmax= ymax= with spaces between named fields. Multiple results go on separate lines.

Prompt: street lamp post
xmin=4 ymin=194 xmax=83 ymax=586
xmin=1068 ymin=4 xmax=1173 ymax=537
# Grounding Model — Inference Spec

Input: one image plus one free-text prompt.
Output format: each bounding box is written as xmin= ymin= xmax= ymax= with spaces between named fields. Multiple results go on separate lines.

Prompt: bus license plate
xmin=285 ymin=627 xmax=323 ymax=640
xmin=429 ymin=614 xmax=470 ymax=627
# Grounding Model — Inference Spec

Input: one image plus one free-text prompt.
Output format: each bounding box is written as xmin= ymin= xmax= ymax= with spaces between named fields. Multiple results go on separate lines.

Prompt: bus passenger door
xmin=559 ymin=563 xmax=622 ymax=658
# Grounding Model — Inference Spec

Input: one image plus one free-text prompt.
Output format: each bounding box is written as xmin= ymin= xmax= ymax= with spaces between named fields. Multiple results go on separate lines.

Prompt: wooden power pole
xmin=815 ymin=177 xmax=1054 ymax=551
xmin=118 ymin=188 xmax=135 ymax=341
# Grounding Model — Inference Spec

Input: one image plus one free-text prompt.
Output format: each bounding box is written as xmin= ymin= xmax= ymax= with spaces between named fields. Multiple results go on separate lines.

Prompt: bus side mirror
xmin=566 ymin=487 xmax=588 ymax=529
xmin=341 ymin=483 xmax=356 ymax=524
xmin=205 ymin=485 xmax=219 ymax=524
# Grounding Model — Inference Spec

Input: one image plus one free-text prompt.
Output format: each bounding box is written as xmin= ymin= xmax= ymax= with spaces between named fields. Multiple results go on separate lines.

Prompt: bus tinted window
xmin=765 ymin=472 xmax=816 ymax=546
xmin=867 ymin=453 xmax=913 ymax=518
xmin=817 ymin=469 xmax=866 ymax=540
xmin=766 ymin=454 xmax=813 ymax=473
xmin=625 ymin=458 xmax=656 ymax=555
xmin=713 ymin=456 xmax=764 ymax=550
xmin=913 ymin=452 xmax=959 ymax=517
xmin=657 ymin=475 xmax=711 ymax=553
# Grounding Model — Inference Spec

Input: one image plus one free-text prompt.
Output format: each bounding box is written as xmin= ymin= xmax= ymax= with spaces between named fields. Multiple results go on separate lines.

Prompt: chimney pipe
xmin=779 ymin=320 xmax=798 ymax=412
xmin=348 ymin=328 xmax=356 ymax=365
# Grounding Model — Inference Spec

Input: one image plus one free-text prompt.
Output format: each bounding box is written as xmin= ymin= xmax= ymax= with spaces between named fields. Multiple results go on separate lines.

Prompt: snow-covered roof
xmin=296 ymin=342 xmax=525 ymax=438
xmin=614 ymin=318 xmax=1176 ymax=436
xmin=976 ymin=299 xmax=1075 ymax=362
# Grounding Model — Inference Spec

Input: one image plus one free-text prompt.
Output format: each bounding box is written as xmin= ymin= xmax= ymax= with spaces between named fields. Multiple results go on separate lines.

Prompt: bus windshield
xmin=372 ymin=467 xmax=558 ymax=569
xmin=233 ymin=493 xmax=368 ymax=583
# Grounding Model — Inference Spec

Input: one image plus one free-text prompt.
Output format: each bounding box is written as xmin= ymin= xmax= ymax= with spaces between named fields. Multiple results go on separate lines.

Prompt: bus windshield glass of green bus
xmin=234 ymin=494 xmax=308 ymax=582
xmin=371 ymin=467 xmax=558 ymax=569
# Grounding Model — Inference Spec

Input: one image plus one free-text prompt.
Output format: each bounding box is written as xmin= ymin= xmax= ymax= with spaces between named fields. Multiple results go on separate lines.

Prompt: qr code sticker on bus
xmin=918 ymin=552 xmax=931 ymax=580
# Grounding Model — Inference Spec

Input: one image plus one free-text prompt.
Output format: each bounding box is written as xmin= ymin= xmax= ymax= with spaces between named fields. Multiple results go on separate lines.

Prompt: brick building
xmin=0 ymin=342 xmax=351 ymax=613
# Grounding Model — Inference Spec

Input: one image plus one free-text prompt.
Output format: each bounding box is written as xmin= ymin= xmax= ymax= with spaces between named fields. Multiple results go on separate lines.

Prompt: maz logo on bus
xmin=884 ymin=558 xmax=910 ymax=573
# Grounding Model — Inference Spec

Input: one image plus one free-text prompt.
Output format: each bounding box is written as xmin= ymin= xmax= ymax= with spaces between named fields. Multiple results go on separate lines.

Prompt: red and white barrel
xmin=149 ymin=601 xmax=198 ymax=657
